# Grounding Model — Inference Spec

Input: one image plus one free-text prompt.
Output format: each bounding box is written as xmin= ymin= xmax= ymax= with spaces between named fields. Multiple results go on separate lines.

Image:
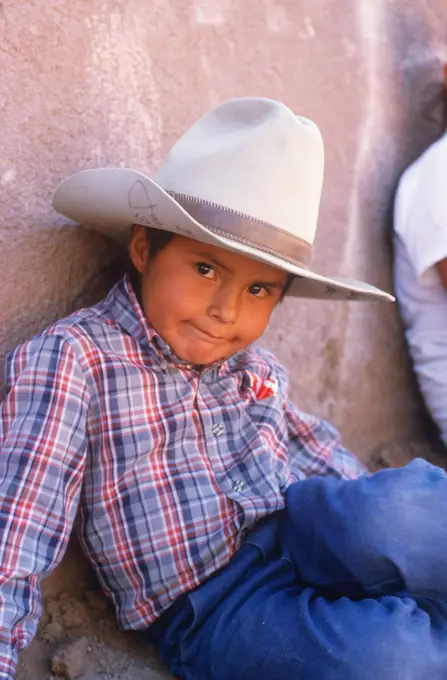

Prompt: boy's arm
xmin=284 ymin=398 xmax=367 ymax=481
xmin=0 ymin=333 xmax=89 ymax=680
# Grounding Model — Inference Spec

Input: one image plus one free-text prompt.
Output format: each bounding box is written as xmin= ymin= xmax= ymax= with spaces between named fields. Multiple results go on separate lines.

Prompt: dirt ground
xmin=17 ymin=548 xmax=174 ymax=680
xmin=17 ymin=589 xmax=173 ymax=680
xmin=15 ymin=438 xmax=447 ymax=680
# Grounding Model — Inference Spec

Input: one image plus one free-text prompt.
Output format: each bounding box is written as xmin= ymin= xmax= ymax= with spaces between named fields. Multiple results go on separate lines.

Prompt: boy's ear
xmin=129 ymin=225 xmax=149 ymax=273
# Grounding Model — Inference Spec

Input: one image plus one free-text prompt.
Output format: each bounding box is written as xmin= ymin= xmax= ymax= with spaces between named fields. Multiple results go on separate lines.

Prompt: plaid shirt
xmin=0 ymin=276 xmax=365 ymax=679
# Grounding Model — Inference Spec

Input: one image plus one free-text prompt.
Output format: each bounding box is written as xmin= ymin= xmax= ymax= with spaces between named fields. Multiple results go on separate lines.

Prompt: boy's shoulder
xmin=7 ymin=282 xmax=127 ymax=371
xmin=31 ymin=294 xmax=116 ymax=346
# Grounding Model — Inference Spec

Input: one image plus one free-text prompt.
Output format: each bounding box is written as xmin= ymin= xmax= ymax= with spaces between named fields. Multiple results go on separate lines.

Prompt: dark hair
xmin=146 ymin=228 xmax=176 ymax=261
xmin=437 ymin=68 xmax=447 ymax=134
xmin=281 ymin=275 xmax=294 ymax=299
xmin=442 ymin=64 xmax=447 ymax=133
xmin=127 ymin=227 xmax=293 ymax=302
xmin=443 ymin=82 xmax=447 ymax=133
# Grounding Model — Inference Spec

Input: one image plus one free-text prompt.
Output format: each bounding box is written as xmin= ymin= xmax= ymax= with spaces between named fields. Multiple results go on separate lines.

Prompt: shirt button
xmin=233 ymin=480 xmax=245 ymax=493
xmin=160 ymin=361 xmax=168 ymax=371
xmin=211 ymin=423 xmax=225 ymax=437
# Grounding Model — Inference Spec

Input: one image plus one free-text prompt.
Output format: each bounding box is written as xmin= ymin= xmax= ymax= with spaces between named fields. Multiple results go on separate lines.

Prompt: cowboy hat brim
xmin=53 ymin=168 xmax=394 ymax=302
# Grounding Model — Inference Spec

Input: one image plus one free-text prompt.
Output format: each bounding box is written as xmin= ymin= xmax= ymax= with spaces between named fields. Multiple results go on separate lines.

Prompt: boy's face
xmin=129 ymin=226 xmax=288 ymax=365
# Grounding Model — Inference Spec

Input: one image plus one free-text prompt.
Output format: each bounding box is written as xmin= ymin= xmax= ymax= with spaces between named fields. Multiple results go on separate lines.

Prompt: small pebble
xmin=51 ymin=636 xmax=90 ymax=680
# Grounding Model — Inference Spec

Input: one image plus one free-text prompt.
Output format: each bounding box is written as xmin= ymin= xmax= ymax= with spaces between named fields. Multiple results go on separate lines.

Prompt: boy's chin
xmin=178 ymin=349 xmax=227 ymax=366
xmin=174 ymin=342 xmax=232 ymax=367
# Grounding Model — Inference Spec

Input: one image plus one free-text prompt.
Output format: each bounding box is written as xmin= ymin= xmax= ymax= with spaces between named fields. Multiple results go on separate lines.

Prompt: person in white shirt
xmin=394 ymin=72 xmax=447 ymax=443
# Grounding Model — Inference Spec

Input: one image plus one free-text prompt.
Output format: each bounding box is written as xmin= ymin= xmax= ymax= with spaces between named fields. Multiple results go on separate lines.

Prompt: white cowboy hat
xmin=53 ymin=97 xmax=393 ymax=302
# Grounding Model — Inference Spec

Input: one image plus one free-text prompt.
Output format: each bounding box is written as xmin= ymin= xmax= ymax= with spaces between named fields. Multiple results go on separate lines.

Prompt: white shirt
xmin=394 ymin=132 xmax=447 ymax=440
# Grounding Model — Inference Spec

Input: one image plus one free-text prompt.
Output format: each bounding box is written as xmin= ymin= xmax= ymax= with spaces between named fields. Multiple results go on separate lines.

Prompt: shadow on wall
xmin=0 ymin=244 xmax=126 ymax=404
xmin=69 ymin=255 xmax=127 ymax=312
xmin=331 ymin=1 xmax=447 ymax=456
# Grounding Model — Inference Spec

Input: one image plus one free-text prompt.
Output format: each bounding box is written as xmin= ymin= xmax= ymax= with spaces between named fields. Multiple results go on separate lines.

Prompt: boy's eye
xmin=196 ymin=262 xmax=216 ymax=279
xmin=248 ymin=284 xmax=270 ymax=298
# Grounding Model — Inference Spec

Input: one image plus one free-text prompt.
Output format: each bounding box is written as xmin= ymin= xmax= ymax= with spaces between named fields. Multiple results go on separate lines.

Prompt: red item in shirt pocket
xmin=245 ymin=371 xmax=279 ymax=400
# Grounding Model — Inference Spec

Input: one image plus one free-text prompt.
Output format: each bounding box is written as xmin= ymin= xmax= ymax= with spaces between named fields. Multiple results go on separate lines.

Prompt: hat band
xmin=167 ymin=191 xmax=313 ymax=269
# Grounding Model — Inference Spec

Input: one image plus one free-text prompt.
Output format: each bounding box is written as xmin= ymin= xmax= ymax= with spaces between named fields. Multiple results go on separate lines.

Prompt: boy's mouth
xmin=187 ymin=323 xmax=227 ymax=343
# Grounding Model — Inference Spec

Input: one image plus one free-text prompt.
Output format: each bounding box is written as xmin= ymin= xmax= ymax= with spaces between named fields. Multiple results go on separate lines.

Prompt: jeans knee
xmin=354 ymin=460 xmax=446 ymax=550
xmin=338 ymin=594 xmax=444 ymax=680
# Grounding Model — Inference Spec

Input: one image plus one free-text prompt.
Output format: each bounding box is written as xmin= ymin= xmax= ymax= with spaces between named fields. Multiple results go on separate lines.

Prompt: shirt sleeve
xmin=284 ymin=399 xmax=368 ymax=481
xmin=0 ymin=333 xmax=90 ymax=679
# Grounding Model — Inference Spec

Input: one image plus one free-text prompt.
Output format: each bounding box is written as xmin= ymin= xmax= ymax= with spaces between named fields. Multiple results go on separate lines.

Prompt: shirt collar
xmin=104 ymin=275 xmax=153 ymax=341
xmin=103 ymin=276 xmax=171 ymax=365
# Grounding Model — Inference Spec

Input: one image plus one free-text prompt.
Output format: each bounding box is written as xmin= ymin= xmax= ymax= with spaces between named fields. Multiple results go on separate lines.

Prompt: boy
xmin=1 ymin=98 xmax=446 ymax=680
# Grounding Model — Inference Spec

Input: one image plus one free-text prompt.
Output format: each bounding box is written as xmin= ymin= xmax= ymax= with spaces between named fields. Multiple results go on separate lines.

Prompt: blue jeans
xmin=147 ymin=459 xmax=447 ymax=679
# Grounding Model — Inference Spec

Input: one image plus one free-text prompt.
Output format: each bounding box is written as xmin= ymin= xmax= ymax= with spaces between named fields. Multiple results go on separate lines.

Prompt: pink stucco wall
xmin=1 ymin=0 xmax=446 ymax=465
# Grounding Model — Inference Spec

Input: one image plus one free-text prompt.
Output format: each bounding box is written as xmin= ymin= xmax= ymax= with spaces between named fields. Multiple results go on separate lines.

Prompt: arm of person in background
xmin=0 ymin=333 xmax=89 ymax=680
xmin=435 ymin=258 xmax=447 ymax=290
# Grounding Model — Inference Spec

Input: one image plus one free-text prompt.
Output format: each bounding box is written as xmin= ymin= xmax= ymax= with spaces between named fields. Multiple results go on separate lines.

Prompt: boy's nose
xmin=207 ymin=286 xmax=240 ymax=325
